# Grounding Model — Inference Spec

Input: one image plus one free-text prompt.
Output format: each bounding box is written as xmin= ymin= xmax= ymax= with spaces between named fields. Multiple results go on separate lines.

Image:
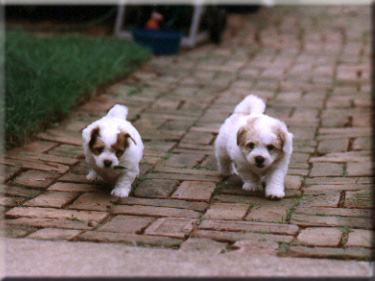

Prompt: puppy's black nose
xmin=104 ymin=160 xmax=112 ymax=168
xmin=255 ymin=156 xmax=265 ymax=165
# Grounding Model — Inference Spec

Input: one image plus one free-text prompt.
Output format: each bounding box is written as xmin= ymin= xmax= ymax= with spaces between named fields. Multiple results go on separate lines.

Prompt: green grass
xmin=135 ymin=174 xmax=147 ymax=185
xmin=126 ymin=88 xmax=142 ymax=97
xmin=65 ymin=215 xmax=87 ymax=224
xmin=278 ymin=242 xmax=290 ymax=254
xmin=285 ymin=207 xmax=296 ymax=222
xmin=342 ymin=166 xmax=348 ymax=177
xmin=213 ymin=181 xmax=226 ymax=196
xmin=161 ymin=152 xmax=174 ymax=161
xmin=4 ymin=28 xmax=151 ymax=148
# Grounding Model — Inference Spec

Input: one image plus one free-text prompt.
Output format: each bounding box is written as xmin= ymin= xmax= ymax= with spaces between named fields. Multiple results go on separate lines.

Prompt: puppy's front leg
xmin=264 ymin=168 xmax=286 ymax=200
xmin=86 ymin=169 xmax=102 ymax=181
xmin=237 ymin=170 xmax=262 ymax=192
xmin=110 ymin=170 xmax=138 ymax=198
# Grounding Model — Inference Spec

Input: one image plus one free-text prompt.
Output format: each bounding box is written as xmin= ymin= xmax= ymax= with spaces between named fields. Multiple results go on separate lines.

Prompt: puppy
xmin=82 ymin=104 xmax=143 ymax=197
xmin=215 ymin=95 xmax=293 ymax=200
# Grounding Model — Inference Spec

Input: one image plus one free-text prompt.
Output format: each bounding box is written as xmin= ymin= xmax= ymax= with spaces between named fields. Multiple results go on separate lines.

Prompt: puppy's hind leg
xmin=216 ymin=153 xmax=235 ymax=178
xmin=215 ymin=131 xmax=235 ymax=177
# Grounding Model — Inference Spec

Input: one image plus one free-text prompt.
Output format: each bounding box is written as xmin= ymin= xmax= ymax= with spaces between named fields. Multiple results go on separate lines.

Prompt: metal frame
xmin=114 ymin=4 xmax=209 ymax=48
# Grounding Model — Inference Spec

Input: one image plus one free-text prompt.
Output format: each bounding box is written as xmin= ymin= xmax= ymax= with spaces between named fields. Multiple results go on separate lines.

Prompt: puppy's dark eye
xmin=96 ymin=147 xmax=104 ymax=154
xmin=247 ymin=142 xmax=255 ymax=149
xmin=116 ymin=149 xmax=124 ymax=158
xmin=267 ymin=145 xmax=275 ymax=151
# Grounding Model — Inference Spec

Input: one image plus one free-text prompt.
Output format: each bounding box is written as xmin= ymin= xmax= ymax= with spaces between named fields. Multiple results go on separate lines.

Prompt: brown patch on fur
xmin=271 ymin=124 xmax=287 ymax=162
xmin=237 ymin=117 xmax=259 ymax=146
xmin=89 ymin=127 xmax=105 ymax=155
xmin=274 ymin=124 xmax=286 ymax=151
xmin=111 ymin=131 xmax=136 ymax=158
xmin=236 ymin=127 xmax=246 ymax=146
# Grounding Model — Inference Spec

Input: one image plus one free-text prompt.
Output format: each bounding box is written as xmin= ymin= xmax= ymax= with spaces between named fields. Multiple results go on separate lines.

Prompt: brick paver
xmin=2 ymin=5 xmax=373 ymax=262
xmin=202 ymin=203 xmax=249 ymax=220
xmin=296 ymin=227 xmax=342 ymax=247
xmin=179 ymin=237 xmax=227 ymax=253
xmin=171 ymin=181 xmax=216 ymax=202
xmin=346 ymin=229 xmax=374 ymax=248
xmin=144 ymin=217 xmax=197 ymax=239
xmin=27 ymin=228 xmax=81 ymax=240
xmin=97 ymin=215 xmax=154 ymax=234
xmin=229 ymin=240 xmax=279 ymax=256
xmin=134 ymin=179 xmax=179 ymax=198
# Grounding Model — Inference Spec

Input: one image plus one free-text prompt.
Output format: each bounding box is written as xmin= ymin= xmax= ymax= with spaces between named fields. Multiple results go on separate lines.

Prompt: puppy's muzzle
xmin=255 ymin=156 xmax=265 ymax=167
xmin=104 ymin=160 xmax=113 ymax=168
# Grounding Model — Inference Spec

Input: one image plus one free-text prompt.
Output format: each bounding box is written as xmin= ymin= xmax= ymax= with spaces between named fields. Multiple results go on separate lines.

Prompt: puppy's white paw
xmin=243 ymin=182 xmax=262 ymax=192
xmin=232 ymin=166 xmax=239 ymax=176
xmin=111 ymin=187 xmax=130 ymax=198
xmin=86 ymin=170 xmax=101 ymax=181
xmin=265 ymin=185 xmax=285 ymax=200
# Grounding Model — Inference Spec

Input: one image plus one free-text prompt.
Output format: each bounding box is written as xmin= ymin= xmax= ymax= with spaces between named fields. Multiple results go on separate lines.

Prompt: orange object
xmin=145 ymin=18 xmax=159 ymax=29
xmin=145 ymin=12 xmax=163 ymax=29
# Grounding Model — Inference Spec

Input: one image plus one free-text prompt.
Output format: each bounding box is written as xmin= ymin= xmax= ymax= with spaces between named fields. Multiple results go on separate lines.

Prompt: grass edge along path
xmin=4 ymin=28 xmax=152 ymax=149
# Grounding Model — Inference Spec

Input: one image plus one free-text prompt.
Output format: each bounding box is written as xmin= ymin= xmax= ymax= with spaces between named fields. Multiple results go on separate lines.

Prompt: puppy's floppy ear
xmin=237 ymin=127 xmax=246 ymax=146
xmin=82 ymin=125 xmax=99 ymax=145
xmin=89 ymin=127 xmax=101 ymax=149
xmin=237 ymin=117 xmax=258 ymax=146
xmin=125 ymin=133 xmax=137 ymax=145
xmin=276 ymin=125 xmax=293 ymax=154
xmin=115 ymin=131 xmax=136 ymax=151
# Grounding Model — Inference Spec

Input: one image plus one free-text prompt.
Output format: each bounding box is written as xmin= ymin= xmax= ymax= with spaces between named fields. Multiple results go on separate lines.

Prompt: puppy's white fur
xmin=215 ymin=95 xmax=293 ymax=200
xmin=82 ymin=104 xmax=143 ymax=197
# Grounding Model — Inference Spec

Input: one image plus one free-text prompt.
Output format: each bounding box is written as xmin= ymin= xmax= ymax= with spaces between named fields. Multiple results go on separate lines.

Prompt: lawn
xmin=4 ymin=28 xmax=151 ymax=148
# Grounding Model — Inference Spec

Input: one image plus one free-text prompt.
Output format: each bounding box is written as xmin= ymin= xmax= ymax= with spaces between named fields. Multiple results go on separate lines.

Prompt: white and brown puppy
xmin=82 ymin=104 xmax=143 ymax=197
xmin=215 ymin=95 xmax=293 ymax=200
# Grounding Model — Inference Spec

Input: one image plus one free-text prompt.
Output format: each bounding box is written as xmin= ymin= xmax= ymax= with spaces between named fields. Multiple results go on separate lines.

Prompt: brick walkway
xmin=3 ymin=6 xmax=374 ymax=262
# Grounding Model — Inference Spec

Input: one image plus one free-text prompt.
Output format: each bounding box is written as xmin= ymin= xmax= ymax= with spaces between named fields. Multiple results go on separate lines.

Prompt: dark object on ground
xmin=222 ymin=5 xmax=261 ymax=14
xmin=129 ymin=5 xmax=227 ymax=45
xmin=131 ymin=28 xmax=183 ymax=55
xmin=5 ymin=5 xmax=116 ymax=22
xmin=208 ymin=6 xmax=227 ymax=44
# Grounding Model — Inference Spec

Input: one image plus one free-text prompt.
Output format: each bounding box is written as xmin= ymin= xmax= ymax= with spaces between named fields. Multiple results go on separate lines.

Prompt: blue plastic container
xmin=131 ymin=28 xmax=183 ymax=56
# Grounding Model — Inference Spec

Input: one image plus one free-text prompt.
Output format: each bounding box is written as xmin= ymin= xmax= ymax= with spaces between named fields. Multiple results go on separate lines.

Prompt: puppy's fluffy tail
xmin=233 ymin=95 xmax=265 ymax=115
xmin=107 ymin=104 xmax=128 ymax=120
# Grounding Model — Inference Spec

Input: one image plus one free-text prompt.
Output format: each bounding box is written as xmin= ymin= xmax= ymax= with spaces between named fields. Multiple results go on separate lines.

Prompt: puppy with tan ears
xmin=215 ymin=95 xmax=293 ymax=200
xmin=82 ymin=104 xmax=143 ymax=197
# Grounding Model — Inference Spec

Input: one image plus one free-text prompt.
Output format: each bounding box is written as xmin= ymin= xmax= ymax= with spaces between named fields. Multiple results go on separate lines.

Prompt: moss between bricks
xmin=286 ymin=207 xmax=296 ymax=222
xmin=161 ymin=152 xmax=174 ymax=161
xmin=213 ymin=182 xmax=226 ymax=196
xmin=65 ymin=215 xmax=87 ymax=224
xmin=278 ymin=242 xmax=290 ymax=255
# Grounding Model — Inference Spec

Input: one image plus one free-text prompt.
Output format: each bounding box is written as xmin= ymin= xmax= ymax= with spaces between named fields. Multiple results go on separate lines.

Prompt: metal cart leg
xmin=114 ymin=4 xmax=132 ymax=39
xmin=181 ymin=4 xmax=209 ymax=48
